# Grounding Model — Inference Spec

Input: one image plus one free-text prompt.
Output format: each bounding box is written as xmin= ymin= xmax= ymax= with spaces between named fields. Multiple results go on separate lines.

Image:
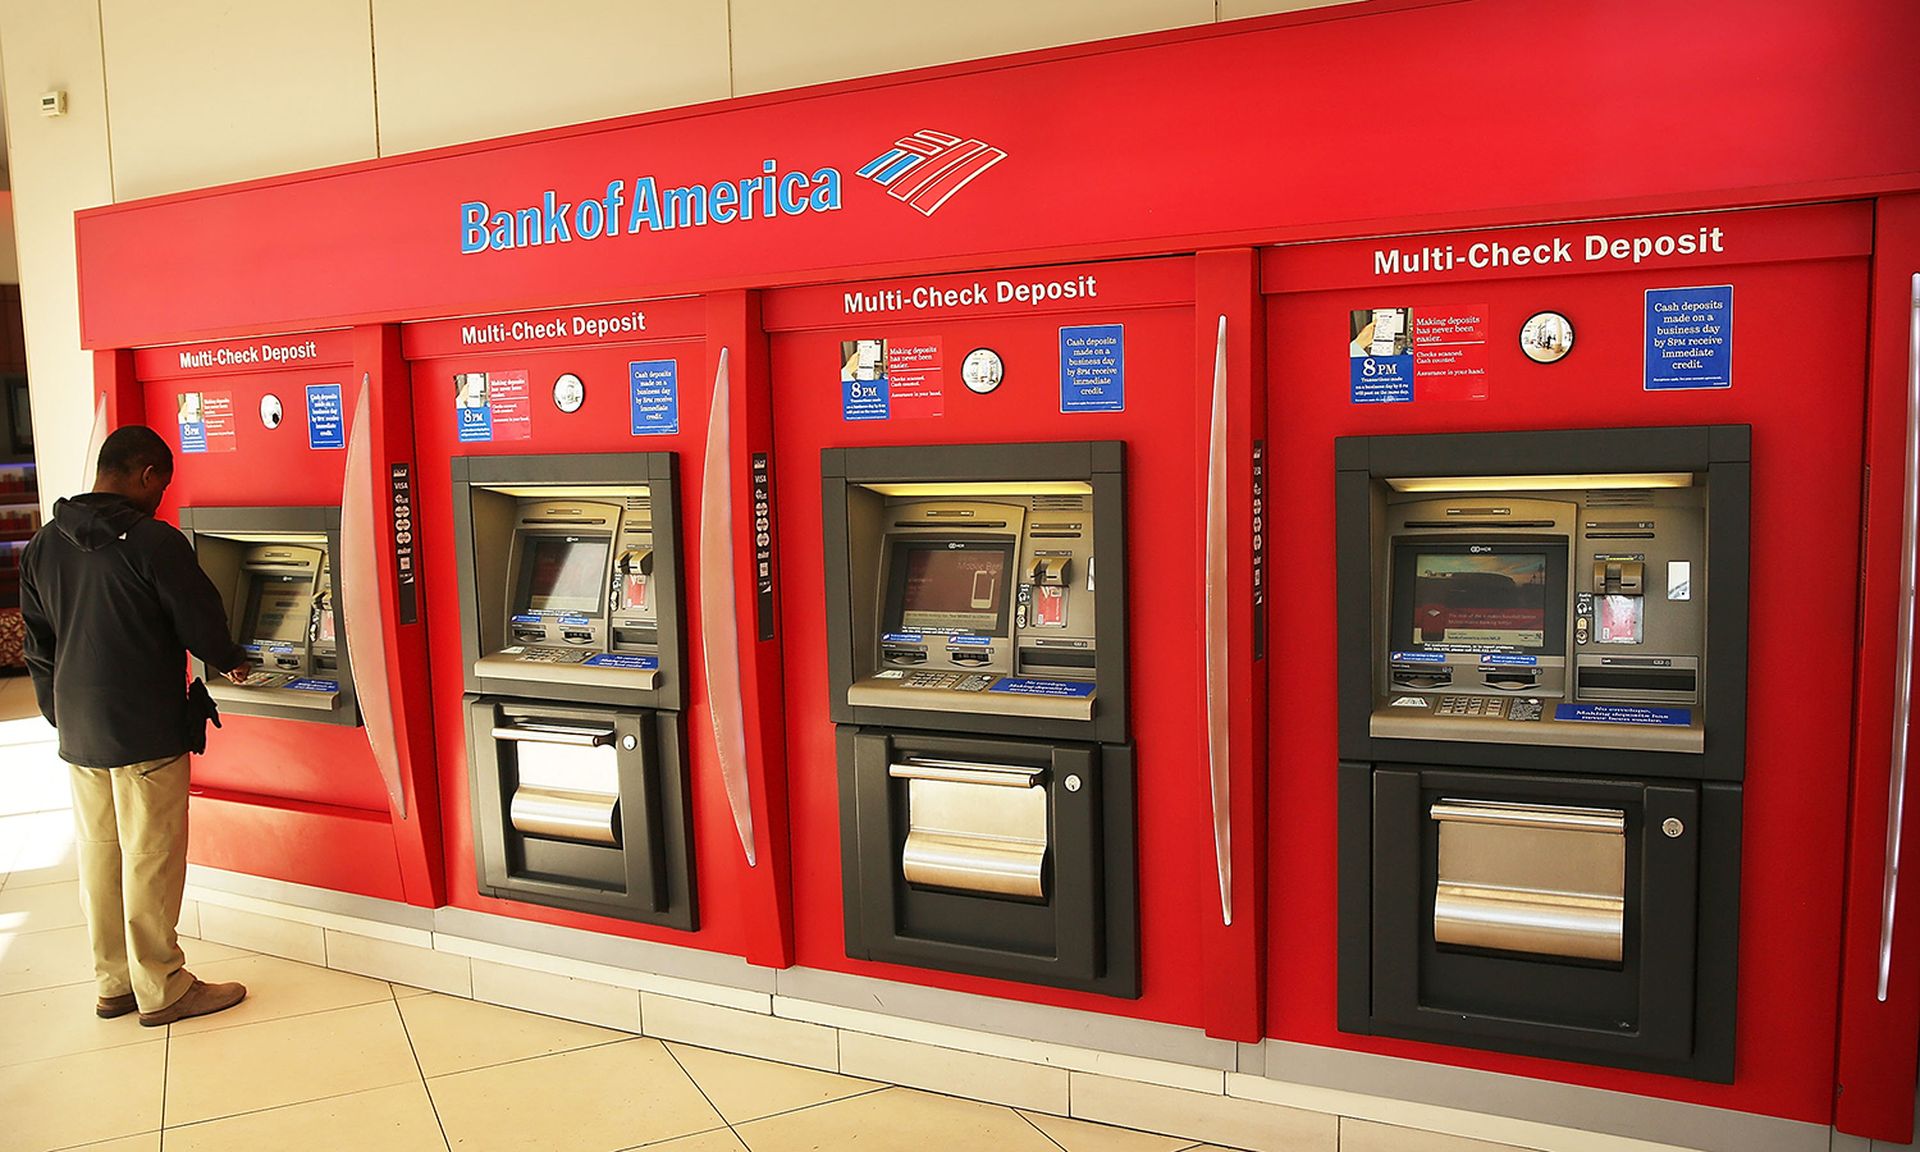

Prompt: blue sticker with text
xmin=1351 ymin=355 xmax=1414 ymax=403
xmin=1645 ymin=286 xmax=1732 ymax=390
xmin=558 ymin=615 xmax=591 ymax=627
xmin=306 ymin=383 xmax=345 ymax=449
xmin=881 ymin=632 xmax=925 ymax=644
xmin=1060 ymin=324 xmax=1125 ymax=412
xmin=1390 ymin=651 xmax=1448 ymax=663
xmin=843 ymin=374 xmax=889 ymax=421
xmin=629 ymin=360 xmax=679 ymax=435
xmin=1554 ymin=704 xmax=1693 ymax=726
xmin=457 ymin=404 xmax=493 ymax=443
xmin=511 ymin=614 xmax=543 ymax=625
xmin=583 ymin=653 xmax=659 ymax=670
xmin=284 ymin=678 xmax=340 ymax=693
xmin=1480 ymin=653 xmax=1539 ymax=666
xmin=988 ymin=677 xmax=1097 ymax=698
xmin=946 ymin=635 xmax=993 ymax=647
xmin=179 ymin=419 xmax=208 ymax=453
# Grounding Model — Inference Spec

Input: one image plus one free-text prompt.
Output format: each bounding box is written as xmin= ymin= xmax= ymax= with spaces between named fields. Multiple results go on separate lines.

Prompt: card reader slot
xmin=1483 ymin=670 xmax=1540 ymax=690
xmin=1018 ymin=647 xmax=1096 ymax=669
xmin=1577 ymin=668 xmax=1698 ymax=694
xmin=1392 ymin=666 xmax=1454 ymax=688
xmin=1584 ymin=532 xmax=1656 ymax=540
xmin=891 ymin=520 xmax=1009 ymax=529
xmin=1403 ymin=520 xmax=1557 ymax=529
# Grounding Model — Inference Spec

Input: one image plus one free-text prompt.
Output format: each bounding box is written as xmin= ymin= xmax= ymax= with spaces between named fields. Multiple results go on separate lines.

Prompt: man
xmin=21 ymin=426 xmax=253 ymax=1026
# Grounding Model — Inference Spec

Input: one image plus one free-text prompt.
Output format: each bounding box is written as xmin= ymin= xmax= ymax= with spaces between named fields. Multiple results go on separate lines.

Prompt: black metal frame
xmin=451 ymin=452 xmax=684 ymax=711
xmin=1332 ymin=425 xmax=1750 ymax=1081
xmin=467 ymin=697 xmax=696 ymax=929
xmin=838 ymin=725 xmax=1139 ymax=997
xmin=177 ymin=505 xmax=360 ymax=727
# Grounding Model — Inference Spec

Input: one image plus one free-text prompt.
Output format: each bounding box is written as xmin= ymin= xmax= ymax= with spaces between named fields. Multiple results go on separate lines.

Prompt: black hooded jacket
xmin=20 ymin=493 xmax=248 ymax=767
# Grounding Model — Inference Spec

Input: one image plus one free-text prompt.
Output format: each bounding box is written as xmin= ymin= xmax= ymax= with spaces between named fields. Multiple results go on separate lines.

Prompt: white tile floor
xmin=0 ymin=679 xmax=1241 ymax=1152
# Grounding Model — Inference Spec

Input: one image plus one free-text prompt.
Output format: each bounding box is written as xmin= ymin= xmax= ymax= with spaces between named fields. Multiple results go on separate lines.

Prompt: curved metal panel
xmin=340 ymin=374 xmax=407 ymax=819
xmin=1205 ymin=314 xmax=1233 ymax=925
xmin=700 ymin=349 xmax=758 ymax=866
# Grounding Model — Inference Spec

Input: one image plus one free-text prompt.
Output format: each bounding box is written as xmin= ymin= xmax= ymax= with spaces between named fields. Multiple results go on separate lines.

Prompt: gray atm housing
xmin=179 ymin=505 xmax=358 ymax=726
xmin=452 ymin=453 xmax=695 ymax=929
xmin=1335 ymin=425 xmax=1750 ymax=1081
xmin=823 ymin=442 xmax=1138 ymax=997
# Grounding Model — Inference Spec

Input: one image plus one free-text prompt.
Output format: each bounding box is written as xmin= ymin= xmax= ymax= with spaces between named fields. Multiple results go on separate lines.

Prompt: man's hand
xmin=223 ymin=660 xmax=255 ymax=685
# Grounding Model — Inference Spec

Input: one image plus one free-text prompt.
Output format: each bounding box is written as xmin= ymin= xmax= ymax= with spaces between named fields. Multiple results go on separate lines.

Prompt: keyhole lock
xmin=1064 ymin=774 xmax=1082 ymax=793
xmin=622 ymin=735 xmax=637 ymax=751
xmin=1661 ymin=817 xmax=1685 ymax=839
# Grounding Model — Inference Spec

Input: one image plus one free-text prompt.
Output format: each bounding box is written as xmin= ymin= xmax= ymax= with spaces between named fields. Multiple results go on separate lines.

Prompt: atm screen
xmin=893 ymin=543 xmax=1011 ymax=634
xmin=520 ymin=536 xmax=610 ymax=615
xmin=1410 ymin=552 xmax=1550 ymax=651
xmin=245 ymin=574 xmax=309 ymax=643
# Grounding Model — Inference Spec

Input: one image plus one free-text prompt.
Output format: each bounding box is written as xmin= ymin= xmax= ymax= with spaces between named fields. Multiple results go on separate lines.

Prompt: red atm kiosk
xmin=403 ymin=295 xmax=792 ymax=967
xmin=105 ymin=329 xmax=443 ymax=906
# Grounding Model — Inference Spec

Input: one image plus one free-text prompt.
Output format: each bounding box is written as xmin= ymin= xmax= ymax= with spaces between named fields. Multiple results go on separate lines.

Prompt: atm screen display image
xmin=246 ymin=575 xmax=310 ymax=643
xmin=897 ymin=544 xmax=1009 ymax=634
xmin=521 ymin=537 xmax=609 ymax=615
xmin=1411 ymin=552 xmax=1549 ymax=651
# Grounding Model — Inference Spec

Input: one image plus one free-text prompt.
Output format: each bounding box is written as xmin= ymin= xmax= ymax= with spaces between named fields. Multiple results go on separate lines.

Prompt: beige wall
xmin=0 ymin=0 xmax=1361 ymax=514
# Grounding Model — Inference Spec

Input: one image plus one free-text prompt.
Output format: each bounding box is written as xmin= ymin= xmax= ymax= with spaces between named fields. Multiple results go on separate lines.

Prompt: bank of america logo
xmin=857 ymin=130 xmax=1007 ymax=216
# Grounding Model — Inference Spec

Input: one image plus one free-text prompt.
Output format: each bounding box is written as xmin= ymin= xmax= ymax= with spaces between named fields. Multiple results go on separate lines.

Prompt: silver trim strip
xmin=700 ymin=348 xmax=758 ymax=866
xmin=1205 ymin=313 xmax=1233 ymax=926
xmin=1881 ymin=273 xmax=1920 ymax=1001
xmin=340 ymin=374 xmax=407 ymax=819
xmin=888 ymin=758 xmax=1044 ymax=787
xmin=491 ymin=723 xmax=615 ymax=747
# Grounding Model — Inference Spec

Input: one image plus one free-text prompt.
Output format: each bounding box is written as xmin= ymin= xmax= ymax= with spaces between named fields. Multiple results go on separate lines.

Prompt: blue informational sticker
xmin=881 ymin=632 xmax=925 ymax=644
xmin=1480 ymin=653 xmax=1539 ymax=666
xmin=179 ymin=419 xmax=208 ymax=453
xmin=843 ymin=374 xmax=890 ymax=421
xmin=510 ymin=614 xmax=543 ymax=624
xmin=988 ymin=677 xmax=1098 ymax=698
xmin=1645 ymin=285 xmax=1733 ymax=390
xmin=558 ymin=615 xmax=591 ymax=627
xmin=1059 ymin=324 xmax=1125 ymax=412
xmin=1554 ymin=703 xmax=1693 ymax=726
xmin=284 ymin=678 xmax=340 ymax=693
xmin=583 ymin=653 xmax=660 ymax=670
xmin=629 ymin=359 xmax=679 ymax=435
xmin=1389 ymin=651 xmax=1447 ymax=663
xmin=306 ymin=383 xmax=345 ymax=449
xmin=267 ymin=644 xmax=295 ymax=655
xmin=1351 ymin=354 xmax=1414 ymax=403
xmin=946 ymin=635 xmax=993 ymax=647
xmin=457 ymin=404 xmax=493 ymax=442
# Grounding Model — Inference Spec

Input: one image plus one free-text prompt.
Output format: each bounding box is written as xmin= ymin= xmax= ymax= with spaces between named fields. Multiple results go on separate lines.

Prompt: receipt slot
xmin=179 ymin=506 xmax=358 ymax=725
xmin=1335 ymin=426 xmax=1749 ymax=1080
xmin=824 ymin=442 xmax=1137 ymax=995
xmin=452 ymin=452 xmax=694 ymax=927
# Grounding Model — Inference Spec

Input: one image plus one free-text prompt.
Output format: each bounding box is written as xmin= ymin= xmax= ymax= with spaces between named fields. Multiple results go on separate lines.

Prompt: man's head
xmin=94 ymin=426 xmax=174 ymax=514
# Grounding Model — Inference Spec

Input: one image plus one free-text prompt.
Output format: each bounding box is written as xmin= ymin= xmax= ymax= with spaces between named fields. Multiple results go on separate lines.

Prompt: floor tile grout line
xmin=1014 ymin=1107 xmax=1072 ymax=1152
xmin=158 ymin=1012 xmax=171 ymax=1152
xmin=661 ymin=1035 xmax=744 ymax=1144
xmin=159 ymin=1073 xmax=425 ymax=1135
xmin=390 ymin=987 xmax=457 ymax=1152
xmin=728 ymin=1083 xmax=893 ymax=1130
xmin=424 ymin=1031 xmax=641 ymax=1081
xmin=139 ymin=990 xmax=400 ymax=1042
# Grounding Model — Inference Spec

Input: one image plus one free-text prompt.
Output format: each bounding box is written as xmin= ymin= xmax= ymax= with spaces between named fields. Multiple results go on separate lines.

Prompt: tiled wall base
xmin=177 ymin=880 xmax=1813 ymax=1152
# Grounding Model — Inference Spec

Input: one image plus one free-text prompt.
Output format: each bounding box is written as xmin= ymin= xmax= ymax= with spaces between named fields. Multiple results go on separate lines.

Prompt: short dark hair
xmin=97 ymin=425 xmax=174 ymax=477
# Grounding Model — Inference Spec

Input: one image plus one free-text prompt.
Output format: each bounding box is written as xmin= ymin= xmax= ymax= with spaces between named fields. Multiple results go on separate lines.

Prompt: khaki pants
xmin=69 ymin=754 xmax=195 ymax=1013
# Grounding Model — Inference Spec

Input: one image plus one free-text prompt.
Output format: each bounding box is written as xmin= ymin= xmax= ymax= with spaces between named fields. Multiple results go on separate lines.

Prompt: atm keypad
xmin=1436 ymin=695 xmax=1507 ymax=719
xmin=901 ymin=671 xmax=995 ymax=692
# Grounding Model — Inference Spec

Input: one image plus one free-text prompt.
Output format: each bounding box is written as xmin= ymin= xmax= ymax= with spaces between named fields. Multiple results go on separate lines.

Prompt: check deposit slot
xmin=824 ymin=442 xmax=1137 ymax=996
xmin=1334 ymin=426 xmax=1750 ymax=1080
xmin=179 ymin=506 xmax=358 ymax=725
xmin=452 ymin=453 xmax=694 ymax=927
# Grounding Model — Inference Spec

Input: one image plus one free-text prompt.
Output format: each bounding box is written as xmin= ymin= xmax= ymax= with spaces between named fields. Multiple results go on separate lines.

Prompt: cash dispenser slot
xmin=495 ymin=721 xmax=622 ymax=847
xmin=1431 ymin=800 xmax=1625 ymax=963
xmin=892 ymin=758 xmax=1048 ymax=898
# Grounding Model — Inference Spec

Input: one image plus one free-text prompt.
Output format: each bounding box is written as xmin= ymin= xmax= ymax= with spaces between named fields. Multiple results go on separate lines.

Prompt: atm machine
xmin=1335 ymin=425 xmax=1749 ymax=1080
xmin=822 ymin=442 xmax=1137 ymax=995
xmin=450 ymin=452 xmax=696 ymax=928
xmin=180 ymin=506 xmax=358 ymax=724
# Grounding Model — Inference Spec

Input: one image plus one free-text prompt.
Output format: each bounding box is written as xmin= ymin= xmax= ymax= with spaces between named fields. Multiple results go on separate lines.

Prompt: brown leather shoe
xmin=138 ymin=979 xmax=247 ymax=1027
xmin=95 ymin=993 xmax=137 ymax=1019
